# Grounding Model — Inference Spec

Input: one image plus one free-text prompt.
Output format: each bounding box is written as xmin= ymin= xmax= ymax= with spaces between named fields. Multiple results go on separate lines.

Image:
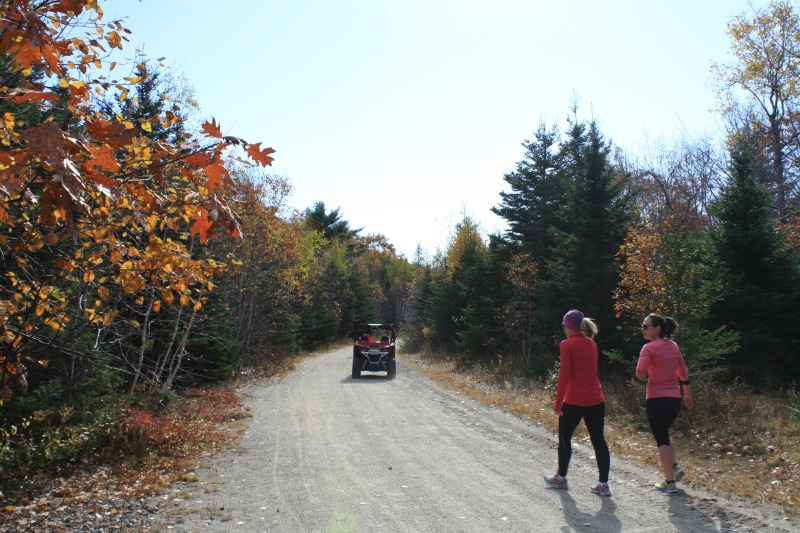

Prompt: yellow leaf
xmin=59 ymin=78 xmax=69 ymax=88
xmin=152 ymin=300 xmax=161 ymax=312
xmin=140 ymin=121 xmax=152 ymax=132
xmin=103 ymin=310 xmax=118 ymax=326
xmin=27 ymin=235 xmax=44 ymax=251
xmin=83 ymin=271 xmax=95 ymax=283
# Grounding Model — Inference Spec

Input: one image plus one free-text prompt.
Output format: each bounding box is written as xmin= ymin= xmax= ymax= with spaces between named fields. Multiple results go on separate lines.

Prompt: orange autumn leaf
xmin=245 ymin=142 xmax=276 ymax=167
xmin=7 ymin=88 xmax=60 ymax=105
xmin=190 ymin=207 xmax=214 ymax=242
xmin=201 ymin=118 xmax=223 ymax=139
xmin=202 ymin=162 xmax=229 ymax=191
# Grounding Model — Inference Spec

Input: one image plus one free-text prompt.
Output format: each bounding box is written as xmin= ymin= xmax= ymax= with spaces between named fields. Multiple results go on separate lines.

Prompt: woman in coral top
xmin=636 ymin=313 xmax=694 ymax=493
xmin=544 ymin=309 xmax=611 ymax=496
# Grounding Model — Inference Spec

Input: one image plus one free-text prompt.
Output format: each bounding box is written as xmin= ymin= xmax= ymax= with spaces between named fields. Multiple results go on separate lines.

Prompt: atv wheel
xmin=387 ymin=359 xmax=396 ymax=379
xmin=352 ymin=356 xmax=362 ymax=378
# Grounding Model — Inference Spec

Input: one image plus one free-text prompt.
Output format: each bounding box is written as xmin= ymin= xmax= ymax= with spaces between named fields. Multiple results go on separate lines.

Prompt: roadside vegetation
xmin=3 ymin=0 xmax=800 ymax=529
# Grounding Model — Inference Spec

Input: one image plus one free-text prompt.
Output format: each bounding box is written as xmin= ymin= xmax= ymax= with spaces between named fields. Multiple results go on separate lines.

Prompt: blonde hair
xmin=580 ymin=317 xmax=598 ymax=339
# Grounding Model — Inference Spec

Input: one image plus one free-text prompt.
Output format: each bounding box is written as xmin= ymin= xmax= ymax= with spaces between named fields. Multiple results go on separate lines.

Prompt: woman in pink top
xmin=544 ymin=309 xmax=611 ymax=496
xmin=636 ymin=313 xmax=695 ymax=493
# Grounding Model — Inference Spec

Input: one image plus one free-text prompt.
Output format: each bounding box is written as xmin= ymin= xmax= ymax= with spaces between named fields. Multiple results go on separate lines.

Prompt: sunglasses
xmin=640 ymin=324 xmax=654 ymax=329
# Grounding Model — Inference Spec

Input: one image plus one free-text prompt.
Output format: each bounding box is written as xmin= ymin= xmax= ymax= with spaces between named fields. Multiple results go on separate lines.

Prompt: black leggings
xmin=558 ymin=402 xmax=610 ymax=483
xmin=646 ymin=397 xmax=682 ymax=447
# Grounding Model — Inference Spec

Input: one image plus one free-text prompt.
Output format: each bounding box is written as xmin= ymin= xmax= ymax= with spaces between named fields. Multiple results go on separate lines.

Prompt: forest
xmin=1 ymin=0 xmax=800 ymax=491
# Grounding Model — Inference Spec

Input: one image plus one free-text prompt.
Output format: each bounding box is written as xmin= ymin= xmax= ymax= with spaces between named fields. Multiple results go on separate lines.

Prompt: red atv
xmin=352 ymin=323 xmax=396 ymax=378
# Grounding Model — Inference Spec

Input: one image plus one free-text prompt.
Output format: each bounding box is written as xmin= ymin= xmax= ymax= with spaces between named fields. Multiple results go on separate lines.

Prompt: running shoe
xmin=673 ymin=464 xmax=685 ymax=482
xmin=591 ymin=482 xmax=611 ymax=496
xmin=654 ymin=479 xmax=678 ymax=493
xmin=544 ymin=473 xmax=568 ymax=489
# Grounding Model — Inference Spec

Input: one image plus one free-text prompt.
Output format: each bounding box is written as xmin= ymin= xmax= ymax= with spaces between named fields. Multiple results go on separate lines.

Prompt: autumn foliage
xmin=0 ymin=0 xmax=274 ymax=404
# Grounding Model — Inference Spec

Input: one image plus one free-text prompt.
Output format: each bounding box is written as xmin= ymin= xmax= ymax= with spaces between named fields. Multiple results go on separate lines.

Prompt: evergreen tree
xmin=493 ymin=122 xmax=566 ymax=258
xmin=538 ymin=119 xmax=632 ymax=349
xmin=707 ymin=141 xmax=800 ymax=384
xmin=303 ymin=202 xmax=361 ymax=242
xmin=404 ymin=262 xmax=435 ymax=353
xmin=98 ymin=59 xmax=187 ymax=143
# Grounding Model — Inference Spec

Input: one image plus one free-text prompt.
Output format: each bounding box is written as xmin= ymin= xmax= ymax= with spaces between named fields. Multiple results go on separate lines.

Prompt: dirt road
xmin=153 ymin=347 xmax=794 ymax=532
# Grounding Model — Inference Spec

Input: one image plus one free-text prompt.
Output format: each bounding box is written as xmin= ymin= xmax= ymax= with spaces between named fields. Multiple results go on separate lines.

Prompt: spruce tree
xmin=493 ymin=122 xmax=566 ymax=258
xmin=707 ymin=141 xmax=800 ymax=384
xmin=539 ymin=120 xmax=632 ymax=347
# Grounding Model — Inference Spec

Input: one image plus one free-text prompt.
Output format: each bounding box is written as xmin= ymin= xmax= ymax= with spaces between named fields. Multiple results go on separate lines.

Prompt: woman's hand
xmin=683 ymin=388 xmax=694 ymax=410
xmin=554 ymin=409 xmax=563 ymax=416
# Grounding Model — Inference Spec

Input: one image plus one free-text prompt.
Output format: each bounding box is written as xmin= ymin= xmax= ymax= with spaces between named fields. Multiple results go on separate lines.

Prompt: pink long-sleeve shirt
xmin=636 ymin=338 xmax=688 ymax=399
xmin=554 ymin=334 xmax=604 ymax=411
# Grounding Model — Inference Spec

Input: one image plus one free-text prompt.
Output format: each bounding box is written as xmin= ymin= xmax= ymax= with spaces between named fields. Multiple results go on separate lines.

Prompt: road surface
xmin=152 ymin=346 xmax=793 ymax=532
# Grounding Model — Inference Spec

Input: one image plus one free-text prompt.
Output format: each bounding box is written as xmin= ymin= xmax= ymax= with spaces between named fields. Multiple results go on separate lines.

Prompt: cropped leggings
xmin=558 ymin=402 xmax=610 ymax=483
xmin=646 ymin=397 xmax=682 ymax=447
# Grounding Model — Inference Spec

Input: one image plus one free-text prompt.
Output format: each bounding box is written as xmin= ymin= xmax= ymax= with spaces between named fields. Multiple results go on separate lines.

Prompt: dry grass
xmin=403 ymin=352 xmax=800 ymax=517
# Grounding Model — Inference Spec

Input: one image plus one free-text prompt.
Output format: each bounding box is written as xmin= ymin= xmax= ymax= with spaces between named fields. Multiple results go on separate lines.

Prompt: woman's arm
xmin=635 ymin=346 xmax=649 ymax=381
xmin=553 ymin=342 xmax=571 ymax=415
xmin=678 ymin=374 xmax=694 ymax=410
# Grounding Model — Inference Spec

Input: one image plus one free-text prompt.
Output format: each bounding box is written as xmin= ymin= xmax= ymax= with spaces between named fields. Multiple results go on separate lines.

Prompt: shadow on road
xmin=557 ymin=490 xmax=622 ymax=532
xmin=340 ymin=374 xmax=396 ymax=384
xmin=667 ymin=491 xmax=719 ymax=531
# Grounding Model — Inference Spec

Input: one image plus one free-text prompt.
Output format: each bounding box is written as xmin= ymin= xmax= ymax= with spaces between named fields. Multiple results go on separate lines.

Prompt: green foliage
xmin=184 ymin=297 xmax=239 ymax=384
xmin=789 ymin=389 xmax=800 ymax=424
xmin=0 ymin=399 xmax=117 ymax=487
xmin=603 ymin=348 xmax=636 ymax=374
xmin=706 ymin=141 xmax=800 ymax=384
xmin=303 ymin=202 xmax=360 ymax=242
xmin=677 ymin=324 xmax=740 ymax=380
xmin=493 ymin=121 xmax=565 ymax=258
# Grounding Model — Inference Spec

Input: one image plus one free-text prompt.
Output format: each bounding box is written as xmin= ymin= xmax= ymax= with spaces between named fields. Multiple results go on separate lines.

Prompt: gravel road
xmin=152 ymin=346 xmax=795 ymax=532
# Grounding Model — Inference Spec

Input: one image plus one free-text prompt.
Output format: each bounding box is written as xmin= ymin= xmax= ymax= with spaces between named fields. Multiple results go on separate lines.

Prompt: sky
xmin=98 ymin=0 xmax=770 ymax=258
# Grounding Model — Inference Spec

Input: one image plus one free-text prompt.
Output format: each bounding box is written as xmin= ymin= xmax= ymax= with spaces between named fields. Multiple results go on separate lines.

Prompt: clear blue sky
xmin=100 ymin=0 xmax=768 ymax=258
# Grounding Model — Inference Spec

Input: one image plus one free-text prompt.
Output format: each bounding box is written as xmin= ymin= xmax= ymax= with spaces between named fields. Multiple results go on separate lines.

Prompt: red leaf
xmin=84 ymin=143 xmax=120 ymax=173
xmin=202 ymin=119 xmax=223 ymax=139
xmin=7 ymin=88 xmax=60 ymax=105
xmin=202 ymin=162 xmax=229 ymax=191
xmin=184 ymin=152 xmax=212 ymax=168
xmin=24 ymin=123 xmax=63 ymax=161
xmin=190 ymin=207 xmax=214 ymax=243
xmin=84 ymin=119 xmax=136 ymax=150
xmin=53 ymin=0 xmax=88 ymax=14
xmin=245 ymin=142 xmax=276 ymax=167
